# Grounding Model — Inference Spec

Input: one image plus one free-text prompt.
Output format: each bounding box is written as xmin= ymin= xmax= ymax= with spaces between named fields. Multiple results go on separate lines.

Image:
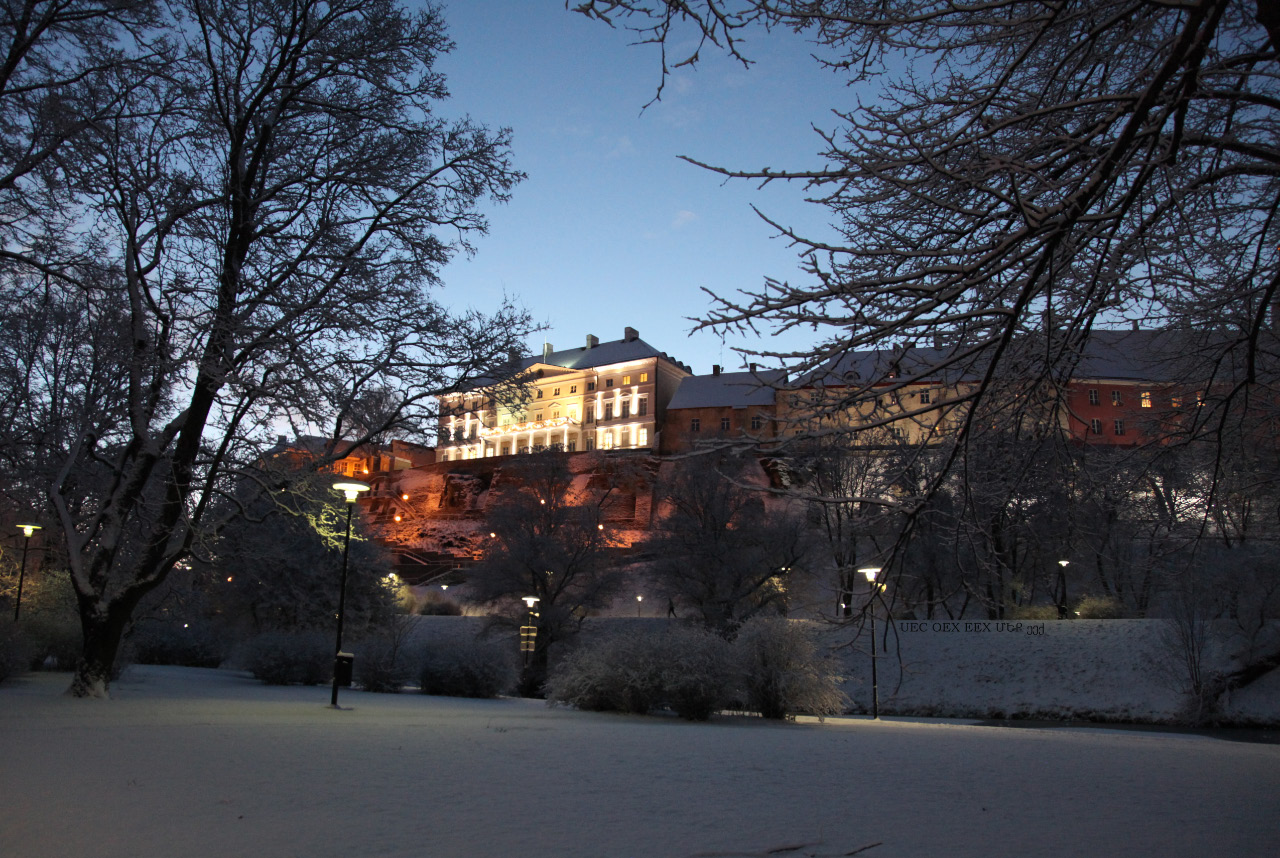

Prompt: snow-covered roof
xmin=667 ymin=370 xmax=787 ymax=410
xmin=798 ymin=346 xmax=977 ymax=388
xmin=1074 ymin=329 xmax=1191 ymax=382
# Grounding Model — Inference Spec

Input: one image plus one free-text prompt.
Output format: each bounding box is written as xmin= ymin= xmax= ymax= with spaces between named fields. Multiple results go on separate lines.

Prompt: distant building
xmin=661 ymin=365 xmax=787 ymax=454
xmin=436 ymin=327 xmax=692 ymax=461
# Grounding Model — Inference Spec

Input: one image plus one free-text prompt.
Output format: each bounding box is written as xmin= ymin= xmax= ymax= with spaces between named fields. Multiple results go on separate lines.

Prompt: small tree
xmin=646 ymin=454 xmax=808 ymax=633
xmin=467 ymin=453 xmax=623 ymax=696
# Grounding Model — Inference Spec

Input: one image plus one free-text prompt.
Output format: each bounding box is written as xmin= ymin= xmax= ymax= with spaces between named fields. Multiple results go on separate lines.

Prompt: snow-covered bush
xmin=1075 ymin=595 xmax=1126 ymax=619
xmin=245 ymin=630 xmax=331 ymax=685
xmin=417 ymin=636 xmax=516 ymax=698
xmin=128 ymin=618 xmax=225 ymax=668
xmin=546 ymin=625 xmax=736 ymax=719
xmin=354 ymin=617 xmax=418 ymax=693
xmin=733 ymin=618 xmax=847 ymax=720
xmin=415 ymin=591 xmax=463 ymax=616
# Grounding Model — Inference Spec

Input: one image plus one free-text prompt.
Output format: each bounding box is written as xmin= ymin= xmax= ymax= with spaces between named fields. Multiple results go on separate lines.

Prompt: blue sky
xmin=431 ymin=1 xmax=852 ymax=374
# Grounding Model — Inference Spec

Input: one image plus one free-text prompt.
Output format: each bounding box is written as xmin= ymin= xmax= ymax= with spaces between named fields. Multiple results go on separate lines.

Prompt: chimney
xmin=276 ymin=434 xmax=287 ymax=445
xmin=713 ymin=365 xmax=721 ymax=376
xmin=542 ymin=341 xmax=554 ymax=361
xmin=585 ymin=334 xmax=598 ymax=350
xmin=624 ymin=326 xmax=638 ymax=341
xmin=749 ymin=363 xmax=757 ymax=374
xmin=1131 ymin=319 xmax=1139 ymax=332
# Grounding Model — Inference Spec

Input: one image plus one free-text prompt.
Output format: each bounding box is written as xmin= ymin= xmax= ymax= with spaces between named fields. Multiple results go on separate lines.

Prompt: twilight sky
xmin=431 ymin=0 xmax=853 ymax=375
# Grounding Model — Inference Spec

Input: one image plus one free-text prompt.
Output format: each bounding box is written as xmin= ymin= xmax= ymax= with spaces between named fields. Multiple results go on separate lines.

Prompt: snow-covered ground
xmin=3 ymin=665 xmax=1279 ymax=858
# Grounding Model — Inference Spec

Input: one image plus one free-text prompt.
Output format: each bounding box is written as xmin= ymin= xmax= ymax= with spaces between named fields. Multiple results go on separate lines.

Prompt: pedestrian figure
xmin=667 ymin=597 xmax=676 ymax=618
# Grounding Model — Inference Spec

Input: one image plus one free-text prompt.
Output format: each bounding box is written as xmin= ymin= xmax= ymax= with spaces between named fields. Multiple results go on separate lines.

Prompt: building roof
xmin=667 ymin=370 xmax=788 ymax=410
xmin=798 ymin=345 xmax=978 ymax=388
xmin=457 ymin=328 xmax=691 ymax=391
xmin=1074 ymin=329 xmax=1191 ymax=382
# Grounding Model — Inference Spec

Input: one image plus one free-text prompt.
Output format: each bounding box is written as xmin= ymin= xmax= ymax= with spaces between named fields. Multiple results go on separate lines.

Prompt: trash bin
xmin=334 ymin=652 xmax=354 ymax=687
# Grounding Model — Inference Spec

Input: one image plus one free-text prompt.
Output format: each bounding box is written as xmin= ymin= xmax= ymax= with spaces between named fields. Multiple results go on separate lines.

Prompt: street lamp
xmin=1056 ymin=559 xmax=1070 ymax=619
xmin=636 ymin=594 xmax=643 ymax=617
xmin=859 ymin=566 xmax=882 ymax=720
xmin=520 ymin=596 xmax=540 ymax=666
xmin=14 ymin=524 xmax=41 ymax=621
xmin=330 ymin=479 xmax=370 ymax=708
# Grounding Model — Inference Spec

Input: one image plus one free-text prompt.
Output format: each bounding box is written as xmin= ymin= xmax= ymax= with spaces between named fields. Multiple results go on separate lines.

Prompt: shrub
xmin=733 ymin=618 xmax=848 ymax=720
xmin=128 ymin=618 xmax=226 ymax=668
xmin=1074 ymin=595 xmax=1126 ymax=619
xmin=418 ymin=636 xmax=517 ymax=698
xmin=416 ymin=591 xmax=463 ymax=616
xmin=245 ymin=630 xmax=332 ymax=685
xmin=0 ymin=618 xmax=29 ymax=684
xmin=546 ymin=625 xmax=736 ymax=719
xmin=1006 ymin=604 xmax=1060 ymax=621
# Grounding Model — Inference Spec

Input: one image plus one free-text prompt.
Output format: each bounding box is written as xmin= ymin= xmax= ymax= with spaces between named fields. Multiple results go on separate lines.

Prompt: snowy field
xmin=3 ymin=665 xmax=1279 ymax=858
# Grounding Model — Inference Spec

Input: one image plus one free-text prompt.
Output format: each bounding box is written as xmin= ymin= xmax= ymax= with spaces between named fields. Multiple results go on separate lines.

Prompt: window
xmin=1141 ymin=391 xmax=1152 ymax=408
xmin=500 ymin=444 xmax=510 ymax=456
xmin=1090 ymin=418 xmax=1103 ymax=435
xmin=601 ymin=431 xmax=614 ymax=449
xmin=919 ymin=390 xmax=931 ymax=404
xmin=751 ymin=414 xmax=763 ymax=430
xmin=639 ymin=372 xmax=648 ymax=383
xmin=1114 ymin=419 xmax=1125 ymax=436
xmin=690 ymin=418 xmax=701 ymax=432
xmin=622 ymin=375 xmax=631 ymax=385
xmin=586 ymin=437 xmax=595 ymax=451
xmin=1172 ymin=395 xmax=1182 ymax=408
xmin=552 ymin=410 xmax=559 ymax=419
xmin=468 ymin=426 xmax=477 ymax=439
xmin=587 ymin=381 xmax=596 ymax=392
xmin=605 ymin=378 xmax=614 ymax=388
xmin=567 ymin=439 xmax=576 ymax=452
xmin=638 ymin=397 xmax=648 ymax=416
xmin=604 ymin=402 xmax=613 ymax=420
xmin=1112 ymin=390 xmax=1123 ymax=406
xmin=568 ymin=407 xmax=578 ymax=420
xmin=1088 ymin=389 xmax=1099 ymax=406
xmin=720 ymin=417 xmax=731 ymax=431
xmin=537 ymin=389 xmax=544 ymax=399
xmin=621 ymin=401 xmax=630 ymax=419
xmin=570 ymin=385 xmax=577 ymax=394
xmin=585 ymin=409 xmax=594 ymax=424
xmin=553 ymin=387 xmax=560 ymax=396
xmin=637 ymin=427 xmax=648 ymax=446
xmin=535 ymin=412 xmax=543 ymax=422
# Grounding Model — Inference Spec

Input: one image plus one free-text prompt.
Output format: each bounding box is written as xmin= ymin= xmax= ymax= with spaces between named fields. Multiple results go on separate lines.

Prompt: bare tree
xmin=467 ymin=452 xmax=623 ymax=696
xmin=0 ymin=0 xmax=531 ymax=696
xmin=575 ymin=0 xmax=1279 ymax=493
xmin=646 ymin=453 xmax=808 ymax=633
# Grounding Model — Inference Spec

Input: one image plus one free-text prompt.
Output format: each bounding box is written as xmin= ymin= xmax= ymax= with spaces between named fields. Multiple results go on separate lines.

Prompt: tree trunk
xmin=66 ymin=598 xmax=136 ymax=698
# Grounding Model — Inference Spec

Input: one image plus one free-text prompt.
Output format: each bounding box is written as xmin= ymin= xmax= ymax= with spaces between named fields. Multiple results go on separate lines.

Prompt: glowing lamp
xmin=859 ymin=566 xmax=881 ymax=583
xmin=332 ymin=480 xmax=371 ymax=502
xmin=18 ymin=524 xmax=41 ymax=538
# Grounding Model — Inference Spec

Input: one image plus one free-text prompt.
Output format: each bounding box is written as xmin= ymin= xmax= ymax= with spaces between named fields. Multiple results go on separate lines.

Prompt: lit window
xmin=1090 ymin=418 xmax=1102 ymax=435
xmin=1141 ymin=391 xmax=1152 ymax=408
xmin=602 ymin=431 xmax=614 ymax=449
xmin=622 ymin=375 xmax=631 ymax=385
xmin=691 ymin=418 xmax=701 ymax=432
xmin=1112 ymin=390 xmax=1122 ymax=406
xmin=569 ymin=407 xmax=578 ymax=420
xmin=640 ymin=372 xmax=648 ymax=383
xmin=1172 ymin=395 xmax=1182 ymax=408
xmin=1088 ymin=389 xmax=1099 ymax=406
xmin=720 ymin=417 xmax=730 ymax=431
xmin=637 ymin=427 xmax=648 ymax=446
xmin=552 ymin=410 xmax=560 ymax=419
xmin=1114 ymin=419 xmax=1125 ymax=436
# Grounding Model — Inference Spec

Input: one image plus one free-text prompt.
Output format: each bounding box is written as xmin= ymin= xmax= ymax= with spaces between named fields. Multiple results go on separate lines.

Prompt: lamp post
xmin=860 ymin=566 xmax=882 ymax=720
xmin=13 ymin=524 xmax=41 ymax=621
xmin=636 ymin=594 xmax=643 ymax=617
xmin=520 ymin=596 xmax=540 ymax=666
xmin=330 ymin=480 xmax=370 ymax=708
xmin=1056 ymin=559 xmax=1070 ymax=619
